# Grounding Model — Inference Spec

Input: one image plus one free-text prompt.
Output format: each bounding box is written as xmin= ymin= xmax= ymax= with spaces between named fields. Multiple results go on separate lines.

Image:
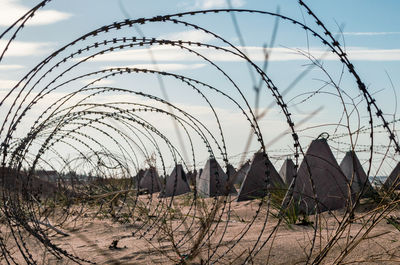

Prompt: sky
xmin=0 ymin=0 xmax=399 ymax=175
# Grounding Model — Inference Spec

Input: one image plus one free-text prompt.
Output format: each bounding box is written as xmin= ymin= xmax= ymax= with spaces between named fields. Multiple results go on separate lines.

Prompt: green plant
xmin=386 ymin=215 xmax=400 ymax=232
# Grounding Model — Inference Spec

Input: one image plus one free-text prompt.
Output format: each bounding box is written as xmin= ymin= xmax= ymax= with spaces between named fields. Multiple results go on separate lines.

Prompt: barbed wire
xmin=1 ymin=1 xmax=399 ymax=264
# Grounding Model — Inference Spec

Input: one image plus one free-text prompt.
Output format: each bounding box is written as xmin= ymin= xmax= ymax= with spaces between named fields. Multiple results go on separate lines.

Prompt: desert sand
xmin=1 ymin=194 xmax=400 ymax=265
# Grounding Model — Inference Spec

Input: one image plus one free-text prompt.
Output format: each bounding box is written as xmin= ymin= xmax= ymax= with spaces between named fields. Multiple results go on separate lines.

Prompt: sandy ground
xmin=1 ymin=195 xmax=400 ymax=264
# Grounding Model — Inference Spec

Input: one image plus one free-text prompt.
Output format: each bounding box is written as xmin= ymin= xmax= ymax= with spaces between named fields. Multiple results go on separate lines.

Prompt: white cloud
xmin=160 ymin=30 xmax=215 ymax=43
xmin=0 ymin=79 xmax=21 ymax=90
xmin=80 ymin=45 xmax=400 ymax=63
xmin=194 ymin=0 xmax=245 ymax=9
xmin=342 ymin=32 xmax=400 ymax=36
xmin=103 ymin=63 xmax=206 ymax=72
xmin=0 ymin=40 xmax=53 ymax=57
xmin=0 ymin=0 xmax=72 ymax=26
xmin=0 ymin=64 xmax=24 ymax=70
xmin=85 ymin=46 xmax=201 ymax=62
xmin=79 ymin=46 xmax=280 ymax=62
xmin=344 ymin=47 xmax=400 ymax=61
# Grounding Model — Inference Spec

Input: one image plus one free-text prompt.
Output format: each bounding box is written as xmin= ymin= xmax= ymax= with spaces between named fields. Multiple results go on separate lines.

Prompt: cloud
xmin=342 ymin=32 xmax=400 ymax=36
xmin=2 ymin=88 xmax=281 ymax=148
xmin=102 ymin=63 xmax=206 ymax=72
xmin=0 ymin=0 xmax=72 ymax=26
xmin=0 ymin=79 xmax=20 ymax=90
xmin=194 ymin=0 xmax=245 ymax=9
xmin=80 ymin=45 xmax=400 ymax=63
xmin=0 ymin=64 xmax=24 ymax=70
xmin=79 ymin=46 xmax=284 ymax=62
xmin=0 ymin=40 xmax=53 ymax=57
xmin=344 ymin=47 xmax=400 ymax=61
xmin=160 ymin=30 xmax=215 ymax=43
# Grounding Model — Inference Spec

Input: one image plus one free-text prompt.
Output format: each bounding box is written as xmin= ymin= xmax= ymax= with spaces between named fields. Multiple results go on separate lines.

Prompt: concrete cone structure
xmin=293 ymin=138 xmax=350 ymax=214
xmin=384 ymin=162 xmax=400 ymax=190
xmin=195 ymin=168 xmax=203 ymax=186
xmin=226 ymin=164 xmax=237 ymax=179
xmin=1 ymin=167 xmax=60 ymax=197
xmin=340 ymin=151 xmax=374 ymax=197
xmin=134 ymin=169 xmax=145 ymax=188
xmin=139 ymin=167 xmax=162 ymax=194
xmin=160 ymin=164 xmax=191 ymax=197
xmin=197 ymin=158 xmax=237 ymax=197
xmin=279 ymin=158 xmax=296 ymax=186
xmin=237 ymin=151 xmax=284 ymax=202
xmin=233 ymin=160 xmax=250 ymax=185
xmin=186 ymin=169 xmax=197 ymax=186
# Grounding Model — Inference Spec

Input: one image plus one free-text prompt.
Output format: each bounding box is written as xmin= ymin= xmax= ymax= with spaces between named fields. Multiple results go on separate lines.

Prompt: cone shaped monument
xmin=293 ymin=137 xmax=350 ymax=214
xmin=139 ymin=167 xmax=162 ymax=194
xmin=384 ymin=162 xmax=400 ymax=190
xmin=339 ymin=151 xmax=374 ymax=197
xmin=237 ymin=151 xmax=284 ymax=202
xmin=279 ymin=158 xmax=296 ymax=186
xmin=197 ymin=158 xmax=237 ymax=197
xmin=160 ymin=164 xmax=191 ymax=197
